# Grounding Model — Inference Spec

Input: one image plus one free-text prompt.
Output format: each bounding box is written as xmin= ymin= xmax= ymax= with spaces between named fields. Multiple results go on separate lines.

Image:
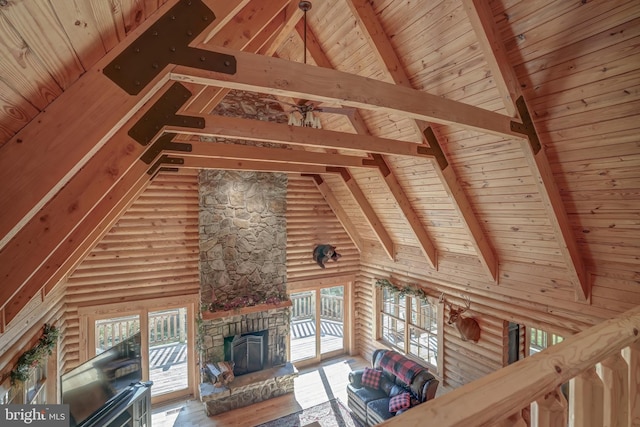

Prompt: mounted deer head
xmin=441 ymin=294 xmax=481 ymax=343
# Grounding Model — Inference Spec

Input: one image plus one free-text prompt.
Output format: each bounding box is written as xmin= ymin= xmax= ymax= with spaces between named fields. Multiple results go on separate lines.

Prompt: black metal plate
xmin=128 ymin=82 xmax=203 ymax=146
xmin=104 ymin=0 xmax=236 ymax=95
xmin=511 ymin=96 xmax=542 ymax=154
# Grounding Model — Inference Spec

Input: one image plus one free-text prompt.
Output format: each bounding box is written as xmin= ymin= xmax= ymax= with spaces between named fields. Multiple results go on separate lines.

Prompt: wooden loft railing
xmin=383 ymin=305 xmax=640 ymax=427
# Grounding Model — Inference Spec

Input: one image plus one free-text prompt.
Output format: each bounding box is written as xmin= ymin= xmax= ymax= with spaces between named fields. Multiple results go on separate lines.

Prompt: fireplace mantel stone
xmin=201 ymin=300 xmax=292 ymax=321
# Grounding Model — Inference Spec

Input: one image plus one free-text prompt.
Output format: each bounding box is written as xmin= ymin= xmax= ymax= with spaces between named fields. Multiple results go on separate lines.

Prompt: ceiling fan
xmin=262 ymin=98 xmax=354 ymax=128
xmin=261 ymin=1 xmax=354 ymax=128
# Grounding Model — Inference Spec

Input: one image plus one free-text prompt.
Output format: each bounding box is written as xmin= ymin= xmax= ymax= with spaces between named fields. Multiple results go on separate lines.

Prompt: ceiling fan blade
xmin=316 ymin=106 xmax=356 ymax=116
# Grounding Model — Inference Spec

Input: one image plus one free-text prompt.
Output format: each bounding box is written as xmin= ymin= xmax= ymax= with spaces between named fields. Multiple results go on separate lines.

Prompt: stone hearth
xmin=201 ymin=363 xmax=298 ymax=416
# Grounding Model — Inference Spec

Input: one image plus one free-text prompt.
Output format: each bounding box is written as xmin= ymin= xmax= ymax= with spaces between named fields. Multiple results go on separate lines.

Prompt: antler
xmin=440 ymin=293 xmax=454 ymax=310
xmin=461 ymin=295 xmax=471 ymax=312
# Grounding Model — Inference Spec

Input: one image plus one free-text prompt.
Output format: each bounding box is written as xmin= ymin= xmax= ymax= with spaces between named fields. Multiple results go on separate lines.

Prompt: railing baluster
xmin=622 ymin=341 xmax=640 ymax=426
xmin=569 ymin=367 xmax=603 ymax=427
xmin=531 ymin=388 xmax=567 ymax=427
xmin=597 ymin=353 xmax=629 ymax=427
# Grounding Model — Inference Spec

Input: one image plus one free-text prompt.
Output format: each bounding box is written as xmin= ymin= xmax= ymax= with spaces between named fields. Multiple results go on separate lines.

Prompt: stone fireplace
xmin=197 ymin=170 xmax=297 ymax=415
xmin=200 ymin=307 xmax=290 ymax=375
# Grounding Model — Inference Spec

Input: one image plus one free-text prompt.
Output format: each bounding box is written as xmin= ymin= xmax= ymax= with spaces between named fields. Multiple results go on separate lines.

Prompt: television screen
xmin=61 ymin=332 xmax=142 ymax=427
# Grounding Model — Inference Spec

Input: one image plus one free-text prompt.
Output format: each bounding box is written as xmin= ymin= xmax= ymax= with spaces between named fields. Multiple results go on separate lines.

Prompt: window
xmin=379 ymin=287 xmax=438 ymax=368
xmin=529 ymin=327 xmax=563 ymax=355
xmin=1 ymin=359 xmax=49 ymax=405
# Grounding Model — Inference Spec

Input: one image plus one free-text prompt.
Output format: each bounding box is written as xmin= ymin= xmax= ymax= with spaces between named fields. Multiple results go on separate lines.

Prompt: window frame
xmin=376 ymin=286 xmax=442 ymax=375
xmin=528 ymin=327 xmax=564 ymax=356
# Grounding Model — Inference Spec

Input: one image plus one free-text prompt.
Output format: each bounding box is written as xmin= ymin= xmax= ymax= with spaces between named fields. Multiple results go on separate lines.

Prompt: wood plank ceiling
xmin=0 ymin=0 xmax=638 ymax=331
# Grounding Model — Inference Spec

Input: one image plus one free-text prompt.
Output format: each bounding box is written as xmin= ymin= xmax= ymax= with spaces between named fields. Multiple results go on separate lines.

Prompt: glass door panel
xmin=290 ymin=291 xmax=317 ymax=362
xmin=95 ymin=315 xmax=140 ymax=355
xmin=148 ymin=308 xmax=188 ymax=398
xmin=320 ymin=286 xmax=344 ymax=355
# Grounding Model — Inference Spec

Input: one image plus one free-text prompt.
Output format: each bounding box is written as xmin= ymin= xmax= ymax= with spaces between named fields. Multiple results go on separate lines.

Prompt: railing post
xmin=179 ymin=308 xmax=187 ymax=343
xmin=569 ymin=367 xmax=603 ymax=427
xmin=531 ymin=388 xmax=567 ymax=427
xmin=622 ymin=341 xmax=640 ymax=426
xmin=597 ymin=353 xmax=629 ymax=427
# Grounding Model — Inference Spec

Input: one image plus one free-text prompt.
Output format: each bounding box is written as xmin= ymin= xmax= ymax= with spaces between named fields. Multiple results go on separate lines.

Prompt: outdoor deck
xmin=290 ymin=318 xmax=344 ymax=361
xmin=149 ymin=317 xmax=345 ymax=396
xmin=149 ymin=342 xmax=188 ymax=396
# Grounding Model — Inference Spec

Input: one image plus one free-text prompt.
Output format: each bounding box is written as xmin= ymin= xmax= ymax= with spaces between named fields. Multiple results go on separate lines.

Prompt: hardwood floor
xmin=151 ymin=354 xmax=368 ymax=427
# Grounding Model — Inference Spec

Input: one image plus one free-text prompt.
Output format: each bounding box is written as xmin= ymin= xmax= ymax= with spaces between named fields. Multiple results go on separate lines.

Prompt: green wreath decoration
xmin=10 ymin=323 xmax=60 ymax=384
xmin=374 ymin=278 xmax=429 ymax=303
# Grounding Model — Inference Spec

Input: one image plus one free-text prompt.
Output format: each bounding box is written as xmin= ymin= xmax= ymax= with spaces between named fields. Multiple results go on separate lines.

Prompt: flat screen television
xmin=61 ymin=332 xmax=142 ymax=427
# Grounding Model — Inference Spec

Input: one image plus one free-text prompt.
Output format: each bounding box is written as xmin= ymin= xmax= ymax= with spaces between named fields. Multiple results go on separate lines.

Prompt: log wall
xmin=286 ymin=174 xmax=359 ymax=284
xmin=353 ymin=239 xmax=639 ymax=390
xmin=0 ymin=283 xmax=65 ymax=398
xmin=62 ymin=171 xmax=200 ymax=371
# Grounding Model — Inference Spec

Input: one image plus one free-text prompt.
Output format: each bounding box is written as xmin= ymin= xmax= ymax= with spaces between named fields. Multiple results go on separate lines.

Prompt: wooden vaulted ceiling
xmin=0 ymin=0 xmax=638 ymax=331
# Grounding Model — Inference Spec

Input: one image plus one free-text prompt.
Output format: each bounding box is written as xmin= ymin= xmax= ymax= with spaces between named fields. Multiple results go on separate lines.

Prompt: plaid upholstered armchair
xmin=347 ymin=349 xmax=439 ymax=426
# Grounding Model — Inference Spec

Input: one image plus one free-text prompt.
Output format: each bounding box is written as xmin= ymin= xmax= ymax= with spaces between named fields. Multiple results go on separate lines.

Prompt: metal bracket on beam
xmin=422 ymin=127 xmax=449 ymax=170
xmin=128 ymin=82 xmax=204 ymax=146
xmin=103 ymin=0 xmax=236 ymax=95
xmin=301 ymin=173 xmax=323 ymax=185
xmin=369 ymin=154 xmax=391 ymax=177
xmin=326 ymin=167 xmax=351 ymax=182
xmin=148 ymin=154 xmax=184 ymax=176
xmin=511 ymin=96 xmax=542 ymax=154
xmin=140 ymin=133 xmax=192 ymax=164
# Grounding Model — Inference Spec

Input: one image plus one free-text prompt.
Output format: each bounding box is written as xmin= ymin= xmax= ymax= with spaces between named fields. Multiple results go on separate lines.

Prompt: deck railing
xmin=96 ymin=315 xmax=140 ymax=351
xmin=291 ymin=292 xmax=344 ymax=322
xmin=383 ymin=305 xmax=640 ymax=427
xmin=96 ymin=308 xmax=186 ymax=351
xmin=148 ymin=308 xmax=187 ymax=346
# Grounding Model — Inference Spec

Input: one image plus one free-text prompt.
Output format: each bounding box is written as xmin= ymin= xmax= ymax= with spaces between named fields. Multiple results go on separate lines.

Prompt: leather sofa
xmin=347 ymin=349 xmax=439 ymax=426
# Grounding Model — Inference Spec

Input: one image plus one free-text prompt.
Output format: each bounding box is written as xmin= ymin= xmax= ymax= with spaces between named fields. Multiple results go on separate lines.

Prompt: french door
xmin=290 ymin=284 xmax=349 ymax=365
xmin=80 ymin=296 xmax=197 ymax=404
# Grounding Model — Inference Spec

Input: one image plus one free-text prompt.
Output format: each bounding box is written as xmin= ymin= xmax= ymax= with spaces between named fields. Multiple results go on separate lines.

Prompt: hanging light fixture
xmin=288 ymin=1 xmax=322 ymax=129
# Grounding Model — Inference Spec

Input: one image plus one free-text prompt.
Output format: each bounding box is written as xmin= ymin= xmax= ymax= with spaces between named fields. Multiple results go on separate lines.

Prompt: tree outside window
xmin=529 ymin=327 xmax=564 ymax=355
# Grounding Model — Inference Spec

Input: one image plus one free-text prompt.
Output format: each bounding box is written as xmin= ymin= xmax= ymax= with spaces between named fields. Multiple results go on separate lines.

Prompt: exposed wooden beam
xmin=463 ymin=0 xmax=589 ymax=300
xmin=304 ymin=174 xmax=364 ymax=253
xmin=166 ymin=114 xmax=436 ymax=158
xmin=460 ymin=0 xmax=519 ymax=118
xmin=369 ymin=154 xmax=437 ymax=269
xmin=0 ymin=80 xmax=178 ymax=321
xmin=296 ymin=10 xmax=438 ymax=269
xmin=315 ymin=0 xmax=496 ymax=277
xmin=436 ymin=163 xmax=498 ymax=281
xmin=259 ymin=0 xmax=303 ymax=57
xmin=184 ymin=0 xmax=291 ymax=114
xmin=331 ymin=168 xmax=395 ymax=261
xmin=343 ymin=0 xmax=497 ymax=281
xmin=0 ymin=0 xmax=240 ymax=250
xmin=197 ymin=0 xmax=252 ymax=44
xmin=179 ymin=157 xmax=338 ymax=174
xmin=5 ymin=162 xmax=153 ymax=327
xmin=171 ymin=47 xmax=521 ymax=139
xmin=186 ymin=139 xmax=378 ymax=169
